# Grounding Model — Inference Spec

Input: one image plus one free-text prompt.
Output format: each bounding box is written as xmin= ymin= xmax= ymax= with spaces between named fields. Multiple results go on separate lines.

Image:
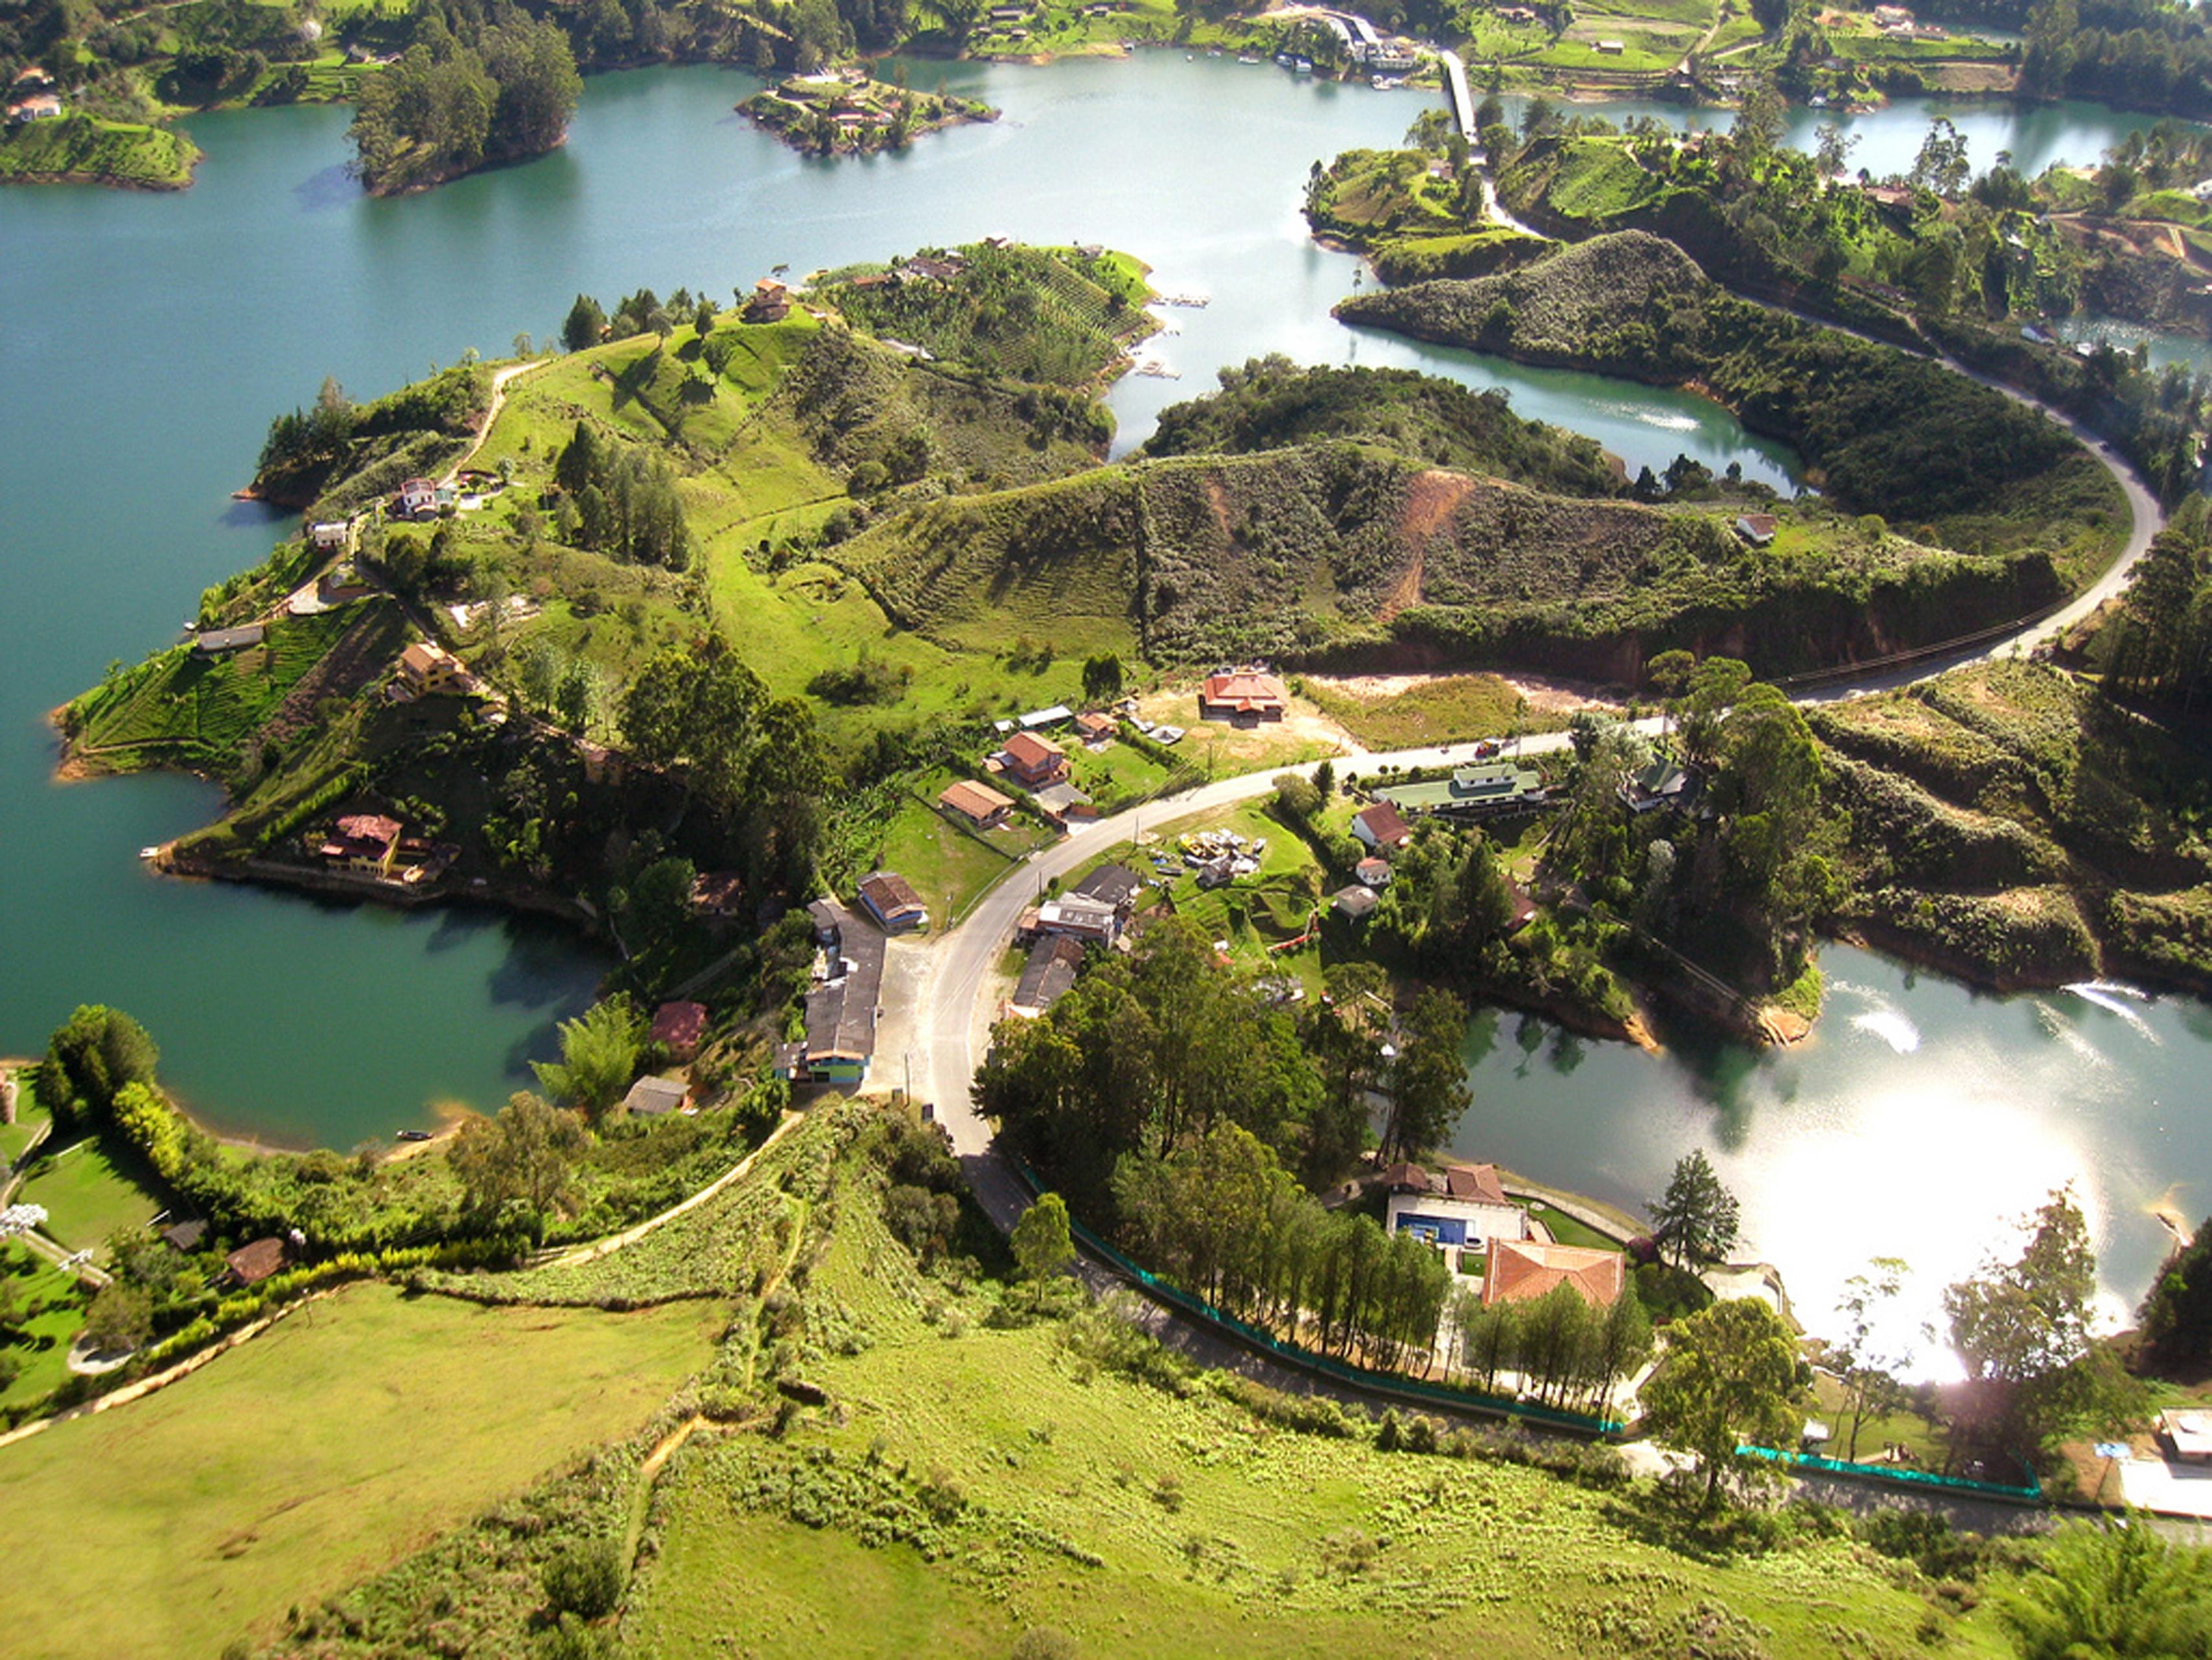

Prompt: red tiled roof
xmin=1484 ymin=1239 xmax=1625 ymax=1309
xmin=1354 ymin=802 xmax=1414 ymax=845
xmin=226 ymin=1237 xmax=289 ymax=1285
xmin=1004 ymin=731 xmax=1064 ymax=769
xmin=1380 ymin=1162 xmax=1431 ymax=1192
xmin=1200 ymin=671 xmax=1286 ymax=712
xmin=651 ymin=1000 xmax=708 ymax=1049
xmin=940 ymin=780 xmax=1014 ymax=821
xmin=1444 ymin=1162 xmax=1509 ymax=1206
xmin=335 ymin=813 xmax=402 ymax=848
xmin=858 ymin=870 xmax=925 ymax=917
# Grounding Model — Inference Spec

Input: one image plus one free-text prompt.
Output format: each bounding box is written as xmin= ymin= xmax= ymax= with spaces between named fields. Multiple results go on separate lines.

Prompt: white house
xmin=1381 ymin=1161 xmax=1528 ymax=1271
xmin=1350 ymin=802 xmax=1414 ymax=850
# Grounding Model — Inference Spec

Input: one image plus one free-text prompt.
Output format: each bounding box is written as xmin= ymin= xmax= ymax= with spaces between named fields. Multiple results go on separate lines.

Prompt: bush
xmin=541 ymin=1538 xmax=624 ymax=1620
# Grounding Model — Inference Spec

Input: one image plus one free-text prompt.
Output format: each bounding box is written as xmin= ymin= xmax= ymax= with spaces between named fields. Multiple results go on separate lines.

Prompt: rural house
xmin=622 ymin=1076 xmax=688 ymax=1116
xmin=1734 ymin=513 xmax=1778 ymax=548
xmin=1351 ymin=802 xmax=1414 ymax=850
xmin=1333 ymin=885 xmax=1379 ymax=920
xmin=940 ymin=779 xmax=1015 ymax=830
xmin=1001 ymin=731 xmax=1070 ymax=788
xmin=775 ymin=899 xmax=884 ymax=1088
xmin=318 ymin=813 xmax=403 ymax=877
xmin=397 ymin=641 xmax=474 ymax=697
xmin=396 ymin=477 xmax=439 ymax=518
xmin=1198 ymin=669 xmax=1286 ymax=723
xmin=1383 ymin=1162 xmax=1528 ymax=1271
xmin=1010 ymin=935 xmax=1086 ymax=1017
xmin=857 ymin=870 xmax=929 ymax=932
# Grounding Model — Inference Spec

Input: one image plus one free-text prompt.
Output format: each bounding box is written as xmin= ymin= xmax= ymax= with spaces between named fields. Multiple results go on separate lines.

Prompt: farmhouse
xmin=224 ymin=1237 xmax=290 ymax=1287
xmin=650 ymin=1000 xmax=708 ymax=1060
xmin=1198 ymin=669 xmax=1287 ymax=723
xmin=310 ymin=521 xmax=349 ymax=551
xmin=745 ymin=277 xmax=791 ymax=323
xmin=622 ymin=1076 xmax=689 ymax=1116
xmin=1383 ymin=1163 xmax=1528 ymax=1272
xmin=1483 ymin=1237 xmax=1627 ymax=1309
xmin=1001 ymin=731 xmax=1070 ymax=788
xmin=397 ymin=641 xmax=475 ymax=696
xmin=1734 ymin=513 xmax=1778 ymax=547
xmin=857 ymin=869 xmax=929 ymax=932
xmin=940 ymin=779 xmax=1015 ymax=830
xmin=318 ymin=813 xmax=403 ymax=877
xmin=1351 ymin=801 xmax=1414 ymax=850
xmin=775 ymin=899 xmax=885 ymax=1088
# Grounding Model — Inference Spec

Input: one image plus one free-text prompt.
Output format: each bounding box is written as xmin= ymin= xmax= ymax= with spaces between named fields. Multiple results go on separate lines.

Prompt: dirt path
xmin=443 ymin=357 xmax=545 ymax=487
xmin=535 ymin=1111 xmax=801 ymax=1272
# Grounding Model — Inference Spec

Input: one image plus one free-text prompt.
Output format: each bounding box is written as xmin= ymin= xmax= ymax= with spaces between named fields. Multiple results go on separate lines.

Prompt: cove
xmin=1449 ymin=943 xmax=2206 ymax=1359
xmin=0 ymin=54 xmax=2202 ymax=1186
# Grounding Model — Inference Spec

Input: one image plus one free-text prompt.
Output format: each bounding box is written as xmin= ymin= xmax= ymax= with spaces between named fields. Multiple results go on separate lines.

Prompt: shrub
xmin=541 ymin=1538 xmax=624 ymax=1620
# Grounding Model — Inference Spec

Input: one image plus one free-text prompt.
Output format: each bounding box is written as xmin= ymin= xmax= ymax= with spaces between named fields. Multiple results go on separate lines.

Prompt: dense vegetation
xmin=1340 ymin=231 xmax=2124 ymax=585
xmin=344 ymin=7 xmax=581 ymax=194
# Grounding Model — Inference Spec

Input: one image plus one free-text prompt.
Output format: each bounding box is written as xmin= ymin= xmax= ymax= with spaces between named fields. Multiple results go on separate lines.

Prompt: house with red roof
xmin=1001 ymin=731 xmax=1069 ymax=789
xmin=318 ymin=813 xmax=403 ymax=877
xmin=1483 ymin=1237 xmax=1627 ymax=1309
xmin=1198 ymin=669 xmax=1286 ymax=723
xmin=1351 ymin=801 xmax=1414 ymax=851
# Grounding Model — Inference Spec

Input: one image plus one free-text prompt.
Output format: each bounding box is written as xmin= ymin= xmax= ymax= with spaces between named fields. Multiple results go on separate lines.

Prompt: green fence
xmin=1010 ymin=1158 xmax=1622 ymax=1437
xmin=1737 ymin=1444 xmax=2042 ymax=1502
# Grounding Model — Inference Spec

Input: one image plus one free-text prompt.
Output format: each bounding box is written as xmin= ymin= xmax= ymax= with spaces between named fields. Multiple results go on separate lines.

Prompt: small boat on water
xmin=1292 ymin=57 xmax=1314 ymax=73
xmin=396 ymin=1128 xmax=434 ymax=1143
xmin=1237 ymin=53 xmax=1261 ymax=64
xmin=138 ymin=846 xmax=160 ymax=860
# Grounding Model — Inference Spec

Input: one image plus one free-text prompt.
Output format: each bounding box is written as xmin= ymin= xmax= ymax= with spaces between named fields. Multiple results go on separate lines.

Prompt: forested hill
xmin=1337 ymin=231 xmax=2125 ymax=589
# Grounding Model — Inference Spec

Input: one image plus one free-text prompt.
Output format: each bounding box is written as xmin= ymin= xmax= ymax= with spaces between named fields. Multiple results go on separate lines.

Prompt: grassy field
xmin=0 ymin=1283 xmax=718 ymax=1660
xmin=1 ymin=1075 xmax=50 ymax=1169
xmin=0 ymin=1242 xmax=87 ymax=1413
xmin=0 ymin=112 xmax=199 ymax=187
xmin=874 ymin=783 xmax=1054 ymax=926
xmin=1303 ymin=673 xmax=1565 ymax=751
xmin=623 ymin=1146 xmax=2014 ymax=1659
xmin=16 ymin=1137 xmax=164 ymax=1256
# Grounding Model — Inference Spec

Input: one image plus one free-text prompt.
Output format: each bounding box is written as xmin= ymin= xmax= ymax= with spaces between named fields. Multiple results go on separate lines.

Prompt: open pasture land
xmin=0 ymin=1283 xmax=717 ymax=1660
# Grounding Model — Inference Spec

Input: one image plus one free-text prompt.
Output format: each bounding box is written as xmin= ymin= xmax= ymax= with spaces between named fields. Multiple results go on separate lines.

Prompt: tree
xmin=1908 ymin=115 xmax=1972 ymax=200
xmin=82 ymin=1281 xmax=153 ymax=1355
xmin=2138 ymin=1213 xmax=2212 ymax=1371
xmin=1080 ymin=652 xmax=1124 ymax=703
xmin=2001 ymin=1517 xmax=2212 ymax=1660
xmin=563 ymin=294 xmax=606 ymax=352
xmin=37 ymin=1005 xmax=159 ymax=1134
xmin=450 ymin=1091 xmax=588 ymax=1222
xmin=1832 ymin=1256 xmax=1911 ymax=1460
xmin=1012 ymin=1192 xmax=1076 ymax=1301
xmin=1647 ymin=1149 xmax=1740 ymax=1270
xmin=542 ymin=1537 xmax=624 ymax=1620
xmin=533 ymin=998 xmax=644 ymax=1117
xmin=1642 ymin=1296 xmax=1802 ymax=1513
xmin=1380 ymin=988 xmax=1471 ymax=1165
xmin=1944 ymin=1187 xmax=2139 ymax=1464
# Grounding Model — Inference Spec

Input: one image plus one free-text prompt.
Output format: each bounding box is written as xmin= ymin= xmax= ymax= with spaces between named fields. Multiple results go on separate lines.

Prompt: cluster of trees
xmin=552 ymin=420 xmax=692 ymax=569
xmin=2104 ymin=495 xmax=2212 ymax=714
xmin=1452 ymin=1275 xmax=1653 ymax=1416
xmin=346 ymin=8 xmax=581 ymax=193
xmin=619 ymin=637 xmax=830 ymax=890
xmin=2024 ymin=0 xmax=2212 ymax=120
xmin=2137 ymin=1202 xmax=2212 ymax=1372
xmin=253 ymin=365 xmax=488 ymax=508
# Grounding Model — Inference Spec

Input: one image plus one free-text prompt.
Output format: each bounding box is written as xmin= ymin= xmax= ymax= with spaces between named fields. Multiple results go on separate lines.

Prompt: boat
xmin=1237 ymin=53 xmax=1261 ymax=64
xmin=138 ymin=846 xmax=160 ymax=860
xmin=1292 ymin=57 xmax=1314 ymax=73
xmin=395 ymin=1128 xmax=434 ymax=1143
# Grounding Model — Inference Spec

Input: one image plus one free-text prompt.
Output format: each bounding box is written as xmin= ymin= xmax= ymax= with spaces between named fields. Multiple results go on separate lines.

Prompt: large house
xmin=1351 ymin=802 xmax=1414 ymax=850
xmin=1483 ymin=1237 xmax=1627 ymax=1309
xmin=857 ymin=870 xmax=928 ymax=932
xmin=1383 ymin=1162 xmax=1528 ymax=1272
xmin=1002 ymin=731 xmax=1069 ymax=789
xmin=398 ymin=641 xmax=474 ymax=697
xmin=940 ymin=779 xmax=1015 ymax=830
xmin=1027 ymin=893 xmax=1121 ymax=946
xmin=318 ymin=813 xmax=403 ymax=877
xmin=1198 ymin=669 xmax=1286 ymax=723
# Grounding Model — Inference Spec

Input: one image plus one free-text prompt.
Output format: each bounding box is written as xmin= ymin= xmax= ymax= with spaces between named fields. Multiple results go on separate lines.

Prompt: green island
xmin=10 ymin=181 xmax=2212 ymax=1654
xmin=739 ymin=68 xmax=995 ymax=152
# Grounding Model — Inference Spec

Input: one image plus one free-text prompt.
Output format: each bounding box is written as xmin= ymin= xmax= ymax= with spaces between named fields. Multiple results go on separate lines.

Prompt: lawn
xmin=1066 ymin=735 xmax=1179 ymax=809
xmin=0 ymin=1283 xmax=719 ymax=1660
xmin=1 ymin=1074 xmax=50 ymax=1169
xmin=0 ymin=1242 xmax=87 ymax=1413
xmin=16 ymin=1137 xmax=164 ymax=1256
xmin=875 ymin=784 xmax=1053 ymax=926
xmin=624 ymin=1169 xmax=2015 ymax=1659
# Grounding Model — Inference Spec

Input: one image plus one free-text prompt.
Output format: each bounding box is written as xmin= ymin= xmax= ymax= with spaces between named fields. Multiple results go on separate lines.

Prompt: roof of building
xmin=1485 ymin=1238 xmax=1626 ymax=1308
xmin=335 ymin=813 xmax=402 ymax=848
xmin=1004 ymin=731 xmax=1065 ymax=769
xmin=226 ymin=1237 xmax=289 ymax=1285
xmin=622 ymin=1075 xmax=689 ymax=1116
xmin=161 ymin=1219 xmax=207 ymax=1252
xmin=1031 ymin=781 xmax=1094 ymax=815
xmin=1200 ymin=670 xmax=1287 ymax=712
xmin=1075 ymin=711 xmax=1117 ymax=737
xmin=401 ymin=641 xmax=460 ymax=675
xmin=196 ymin=624 xmax=266 ymax=653
xmin=1380 ymin=1162 xmax=1432 ymax=1192
xmin=1445 ymin=1162 xmax=1511 ymax=1206
xmin=1356 ymin=856 xmax=1391 ymax=885
xmin=1012 ymin=935 xmax=1086 ymax=1013
xmin=2161 ymin=1408 xmax=2212 ymax=1457
xmin=940 ymin=779 xmax=1016 ymax=821
xmin=858 ymin=870 xmax=927 ymax=919
xmin=691 ymin=871 xmax=745 ymax=914
xmin=1353 ymin=801 xmax=1414 ymax=845
xmin=651 ymin=1000 xmax=708 ymax=1050
xmin=804 ymin=900 xmax=885 ymax=1064
xmin=1736 ymin=512 xmax=1780 ymax=538
xmin=1333 ymin=884 xmax=1379 ymax=918
xmin=1073 ymin=863 xmax=1143 ymax=908
xmin=1018 ymin=705 xmax=1074 ymax=729
xmin=1037 ymin=893 xmax=1119 ymax=935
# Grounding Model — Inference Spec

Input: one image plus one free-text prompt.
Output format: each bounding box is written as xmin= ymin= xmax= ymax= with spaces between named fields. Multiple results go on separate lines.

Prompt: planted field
xmin=0 ymin=113 xmax=198 ymax=187
xmin=0 ymin=1283 xmax=718 ymax=1660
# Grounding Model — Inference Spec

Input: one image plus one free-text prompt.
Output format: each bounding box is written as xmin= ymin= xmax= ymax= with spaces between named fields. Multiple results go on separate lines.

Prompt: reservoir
xmin=0 ymin=53 xmax=2201 ymax=1327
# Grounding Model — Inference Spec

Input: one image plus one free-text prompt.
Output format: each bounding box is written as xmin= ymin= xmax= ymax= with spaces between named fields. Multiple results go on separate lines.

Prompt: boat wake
xmin=2064 ymin=980 xmax=2160 ymax=1044
xmin=2032 ymin=1000 xmax=2108 ymax=1066
xmin=1850 ymin=1009 xmax=1921 ymax=1054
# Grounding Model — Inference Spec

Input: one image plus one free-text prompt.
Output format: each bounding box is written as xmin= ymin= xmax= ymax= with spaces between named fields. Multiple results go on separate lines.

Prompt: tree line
xmin=552 ymin=419 xmax=692 ymax=570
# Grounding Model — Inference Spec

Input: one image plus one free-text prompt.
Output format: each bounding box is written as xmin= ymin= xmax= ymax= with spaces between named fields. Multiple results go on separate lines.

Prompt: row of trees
xmin=1452 ymin=1276 xmax=1653 ymax=1416
xmin=552 ymin=419 xmax=692 ymax=569
xmin=2105 ymin=494 xmax=2212 ymax=714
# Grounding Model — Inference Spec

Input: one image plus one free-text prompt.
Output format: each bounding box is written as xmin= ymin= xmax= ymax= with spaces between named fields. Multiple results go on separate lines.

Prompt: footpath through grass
xmin=0 ymin=1282 xmax=717 ymax=1660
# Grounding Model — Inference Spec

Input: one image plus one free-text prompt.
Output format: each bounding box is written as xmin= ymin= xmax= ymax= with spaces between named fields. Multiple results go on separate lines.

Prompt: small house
xmin=1482 ymin=1237 xmax=1627 ymax=1309
xmin=1596 ymin=37 xmax=1624 ymax=53
xmin=194 ymin=624 xmax=266 ymax=656
xmin=1356 ymin=856 xmax=1392 ymax=889
xmin=1002 ymin=731 xmax=1069 ymax=789
xmin=857 ymin=870 xmax=929 ymax=932
xmin=398 ymin=640 xmax=473 ymax=696
xmin=2158 ymin=1408 xmax=2212 ymax=1464
xmin=745 ymin=277 xmax=791 ymax=323
xmin=1333 ymin=885 xmax=1379 ymax=920
xmin=1074 ymin=711 xmax=1117 ymax=743
xmin=1734 ymin=513 xmax=1778 ymax=548
xmin=396 ymin=477 xmax=439 ymax=519
xmin=622 ymin=1076 xmax=689 ymax=1116
xmin=1351 ymin=802 xmax=1414 ymax=850
xmin=224 ymin=1237 xmax=290 ymax=1287
xmin=1010 ymin=935 xmax=1086 ymax=1017
xmin=1198 ymin=670 xmax=1286 ymax=723
xmin=1031 ymin=781 xmax=1098 ymax=827
xmin=940 ymin=779 xmax=1015 ymax=830
xmin=650 ymin=1000 xmax=709 ymax=1061
xmin=310 ymin=521 xmax=349 ymax=551
xmin=318 ymin=813 xmax=403 ymax=877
